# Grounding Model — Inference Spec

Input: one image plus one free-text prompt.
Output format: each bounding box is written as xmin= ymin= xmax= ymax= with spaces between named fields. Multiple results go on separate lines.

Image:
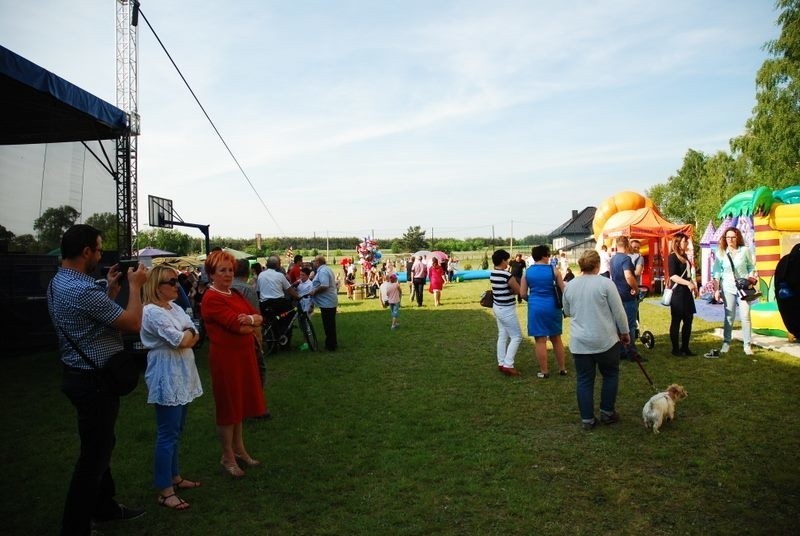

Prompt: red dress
xmin=428 ymin=265 xmax=445 ymax=292
xmin=201 ymin=288 xmax=265 ymax=425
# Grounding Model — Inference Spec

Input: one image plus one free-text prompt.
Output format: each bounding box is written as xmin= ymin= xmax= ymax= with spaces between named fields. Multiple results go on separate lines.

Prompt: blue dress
xmin=525 ymin=264 xmax=563 ymax=336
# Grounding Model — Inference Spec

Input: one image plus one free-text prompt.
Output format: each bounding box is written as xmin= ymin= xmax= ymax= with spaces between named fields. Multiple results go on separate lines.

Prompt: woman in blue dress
xmin=520 ymin=245 xmax=567 ymax=378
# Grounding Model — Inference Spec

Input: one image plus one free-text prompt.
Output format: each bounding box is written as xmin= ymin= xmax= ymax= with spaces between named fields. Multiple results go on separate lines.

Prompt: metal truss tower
xmin=115 ymin=0 xmax=140 ymax=257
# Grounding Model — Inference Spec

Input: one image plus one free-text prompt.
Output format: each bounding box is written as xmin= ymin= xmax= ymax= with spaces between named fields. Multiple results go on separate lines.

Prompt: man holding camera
xmin=48 ymin=224 xmax=147 ymax=535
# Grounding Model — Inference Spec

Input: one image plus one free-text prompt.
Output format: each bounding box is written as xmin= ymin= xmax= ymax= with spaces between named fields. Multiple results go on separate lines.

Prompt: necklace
xmin=209 ymin=284 xmax=232 ymax=295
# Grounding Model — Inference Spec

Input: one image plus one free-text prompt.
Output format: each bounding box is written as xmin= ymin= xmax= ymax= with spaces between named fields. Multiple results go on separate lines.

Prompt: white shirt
xmin=257 ymin=268 xmax=291 ymax=300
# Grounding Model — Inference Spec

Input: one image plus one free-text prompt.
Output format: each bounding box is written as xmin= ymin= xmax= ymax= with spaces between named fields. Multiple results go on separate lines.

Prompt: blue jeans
xmin=573 ymin=343 xmax=621 ymax=422
xmin=722 ymin=290 xmax=751 ymax=345
xmin=620 ymin=299 xmax=638 ymax=357
xmin=154 ymin=404 xmax=188 ymax=489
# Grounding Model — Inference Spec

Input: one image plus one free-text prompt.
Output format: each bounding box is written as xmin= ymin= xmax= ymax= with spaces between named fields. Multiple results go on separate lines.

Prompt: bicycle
xmin=261 ymin=297 xmax=318 ymax=355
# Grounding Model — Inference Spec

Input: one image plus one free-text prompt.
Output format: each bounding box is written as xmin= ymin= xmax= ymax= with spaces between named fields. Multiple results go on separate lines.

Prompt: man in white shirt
xmin=257 ymin=256 xmax=299 ymax=346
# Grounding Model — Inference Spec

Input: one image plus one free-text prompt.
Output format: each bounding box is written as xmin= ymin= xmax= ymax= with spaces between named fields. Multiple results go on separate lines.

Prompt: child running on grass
xmin=380 ymin=273 xmax=402 ymax=329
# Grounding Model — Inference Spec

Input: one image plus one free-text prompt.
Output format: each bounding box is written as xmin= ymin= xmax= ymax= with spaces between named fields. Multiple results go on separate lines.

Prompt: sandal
xmin=234 ymin=453 xmax=261 ymax=467
xmin=158 ymin=493 xmax=190 ymax=511
xmin=173 ymin=478 xmax=202 ymax=490
xmin=536 ymin=372 xmax=550 ymax=379
xmin=220 ymin=459 xmax=245 ymax=477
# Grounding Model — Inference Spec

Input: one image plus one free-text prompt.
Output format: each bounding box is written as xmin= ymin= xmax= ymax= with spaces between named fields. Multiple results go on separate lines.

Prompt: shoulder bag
xmin=60 ymin=328 xmax=140 ymax=396
xmin=661 ymin=285 xmax=673 ymax=306
xmin=49 ymin=283 xmax=140 ymax=396
xmin=551 ymin=265 xmax=563 ymax=310
xmin=727 ymin=253 xmax=761 ymax=302
xmin=479 ymin=288 xmax=494 ymax=307
xmin=661 ymin=260 xmax=687 ymax=306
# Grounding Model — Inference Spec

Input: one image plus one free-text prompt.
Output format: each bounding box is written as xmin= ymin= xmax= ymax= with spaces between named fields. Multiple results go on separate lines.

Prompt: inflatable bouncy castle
xmin=592 ymin=191 xmax=693 ymax=293
xmin=717 ymin=186 xmax=800 ymax=337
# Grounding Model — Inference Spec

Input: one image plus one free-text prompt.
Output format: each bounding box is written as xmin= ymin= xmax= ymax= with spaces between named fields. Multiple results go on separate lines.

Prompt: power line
xmin=137 ymin=8 xmax=284 ymax=235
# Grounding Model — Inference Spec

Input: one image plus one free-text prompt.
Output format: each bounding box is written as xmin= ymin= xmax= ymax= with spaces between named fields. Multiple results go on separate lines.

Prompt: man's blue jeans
xmin=573 ymin=343 xmax=621 ymax=422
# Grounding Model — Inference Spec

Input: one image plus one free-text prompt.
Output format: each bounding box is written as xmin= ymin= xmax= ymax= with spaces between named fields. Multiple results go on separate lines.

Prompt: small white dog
xmin=642 ymin=384 xmax=688 ymax=434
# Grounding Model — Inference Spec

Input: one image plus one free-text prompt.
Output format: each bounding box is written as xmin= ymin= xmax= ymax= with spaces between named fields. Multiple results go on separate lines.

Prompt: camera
xmin=118 ymin=259 xmax=139 ymax=274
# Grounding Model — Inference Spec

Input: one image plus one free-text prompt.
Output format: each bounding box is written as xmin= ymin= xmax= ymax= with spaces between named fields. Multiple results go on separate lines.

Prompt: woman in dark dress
xmin=667 ymin=233 xmax=698 ymax=356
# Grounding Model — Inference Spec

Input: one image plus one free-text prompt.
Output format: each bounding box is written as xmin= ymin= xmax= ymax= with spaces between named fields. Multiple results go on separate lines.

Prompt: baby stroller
xmin=636 ymin=286 xmax=655 ymax=349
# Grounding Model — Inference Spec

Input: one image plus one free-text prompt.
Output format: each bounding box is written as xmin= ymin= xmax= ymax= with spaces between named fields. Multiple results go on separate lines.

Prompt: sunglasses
xmin=159 ymin=278 xmax=179 ymax=287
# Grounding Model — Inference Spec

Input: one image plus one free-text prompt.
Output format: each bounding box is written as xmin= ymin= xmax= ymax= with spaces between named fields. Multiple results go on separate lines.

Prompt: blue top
xmin=524 ymin=264 xmax=563 ymax=336
xmin=712 ymin=247 xmax=756 ymax=294
xmin=48 ymin=267 xmax=124 ymax=369
xmin=312 ymin=264 xmax=339 ymax=308
xmin=140 ymin=303 xmax=203 ymax=406
xmin=610 ymin=253 xmax=636 ymax=301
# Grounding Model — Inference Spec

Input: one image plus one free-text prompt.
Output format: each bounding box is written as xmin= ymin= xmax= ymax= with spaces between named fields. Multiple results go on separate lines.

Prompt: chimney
xmin=572 ymin=209 xmax=578 ymax=220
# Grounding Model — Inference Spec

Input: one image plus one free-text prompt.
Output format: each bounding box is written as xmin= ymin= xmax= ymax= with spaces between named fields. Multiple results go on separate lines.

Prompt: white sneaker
xmin=720 ymin=342 xmax=730 ymax=354
xmin=744 ymin=345 xmax=754 ymax=356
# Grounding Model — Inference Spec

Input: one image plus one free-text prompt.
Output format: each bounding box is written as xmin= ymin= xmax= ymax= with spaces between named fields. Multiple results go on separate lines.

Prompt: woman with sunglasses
xmin=712 ymin=227 xmax=757 ymax=355
xmin=140 ymin=265 xmax=203 ymax=511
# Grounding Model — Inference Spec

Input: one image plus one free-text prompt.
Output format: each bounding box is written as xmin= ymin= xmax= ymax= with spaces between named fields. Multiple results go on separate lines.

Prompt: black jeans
xmin=412 ymin=278 xmax=426 ymax=306
xmin=60 ymin=367 xmax=121 ymax=536
xmin=320 ymin=307 xmax=338 ymax=351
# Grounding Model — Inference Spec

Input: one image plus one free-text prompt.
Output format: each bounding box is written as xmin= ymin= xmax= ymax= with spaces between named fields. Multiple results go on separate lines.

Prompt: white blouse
xmin=140 ymin=303 xmax=203 ymax=406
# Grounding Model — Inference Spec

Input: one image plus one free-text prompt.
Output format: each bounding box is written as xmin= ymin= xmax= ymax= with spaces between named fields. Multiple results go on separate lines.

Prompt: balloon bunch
xmin=356 ymin=238 xmax=382 ymax=271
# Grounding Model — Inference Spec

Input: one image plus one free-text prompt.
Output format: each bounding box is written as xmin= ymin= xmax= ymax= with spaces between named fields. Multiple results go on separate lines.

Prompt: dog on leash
xmin=642 ymin=384 xmax=688 ymax=434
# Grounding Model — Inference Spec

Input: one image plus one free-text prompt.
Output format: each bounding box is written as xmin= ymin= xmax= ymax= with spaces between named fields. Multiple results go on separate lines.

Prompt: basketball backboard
xmin=148 ymin=195 xmax=173 ymax=228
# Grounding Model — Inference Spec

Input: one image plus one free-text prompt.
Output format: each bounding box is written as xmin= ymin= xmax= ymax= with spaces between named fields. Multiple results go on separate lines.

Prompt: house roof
xmin=561 ymin=237 xmax=597 ymax=251
xmin=548 ymin=207 xmax=596 ymax=238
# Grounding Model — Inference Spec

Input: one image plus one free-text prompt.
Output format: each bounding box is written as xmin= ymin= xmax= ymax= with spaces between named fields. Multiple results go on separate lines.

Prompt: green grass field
xmin=2 ymin=279 xmax=799 ymax=535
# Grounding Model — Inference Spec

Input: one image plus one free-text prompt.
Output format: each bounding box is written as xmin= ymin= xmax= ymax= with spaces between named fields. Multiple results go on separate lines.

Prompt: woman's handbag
xmin=662 ymin=261 xmax=690 ymax=306
xmin=728 ymin=253 xmax=761 ymax=302
xmin=478 ymin=289 xmax=494 ymax=307
xmin=479 ymin=289 xmax=494 ymax=307
xmin=661 ymin=286 xmax=673 ymax=306
xmin=551 ymin=266 xmax=563 ymax=309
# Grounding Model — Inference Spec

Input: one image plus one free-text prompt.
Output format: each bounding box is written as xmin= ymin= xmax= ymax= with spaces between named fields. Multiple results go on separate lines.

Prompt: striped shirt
xmin=490 ymin=268 xmax=516 ymax=306
xmin=48 ymin=267 xmax=124 ymax=369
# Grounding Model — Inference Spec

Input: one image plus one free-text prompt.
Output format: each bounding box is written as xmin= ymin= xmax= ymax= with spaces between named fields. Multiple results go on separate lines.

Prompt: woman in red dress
xmin=201 ymin=251 xmax=265 ymax=477
xmin=428 ymin=257 xmax=446 ymax=306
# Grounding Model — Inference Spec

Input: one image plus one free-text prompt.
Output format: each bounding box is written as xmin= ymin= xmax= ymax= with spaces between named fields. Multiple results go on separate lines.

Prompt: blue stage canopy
xmin=0 ymin=45 xmax=128 ymax=145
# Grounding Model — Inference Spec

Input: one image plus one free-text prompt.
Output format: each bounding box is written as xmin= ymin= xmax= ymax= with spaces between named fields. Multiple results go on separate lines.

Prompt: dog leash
xmin=627 ymin=344 xmax=659 ymax=392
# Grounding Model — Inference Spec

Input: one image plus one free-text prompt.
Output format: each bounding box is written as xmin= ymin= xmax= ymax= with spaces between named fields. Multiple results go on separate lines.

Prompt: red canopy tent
xmin=597 ymin=207 xmax=694 ymax=292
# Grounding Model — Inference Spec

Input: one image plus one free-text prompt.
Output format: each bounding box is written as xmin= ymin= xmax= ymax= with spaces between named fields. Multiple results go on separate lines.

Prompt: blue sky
xmin=0 ymin=1 xmax=780 ymax=242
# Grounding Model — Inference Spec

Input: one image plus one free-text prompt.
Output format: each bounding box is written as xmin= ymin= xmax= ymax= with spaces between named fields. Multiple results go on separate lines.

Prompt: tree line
xmin=647 ymin=0 xmax=799 ymax=242
xmin=0 ymin=215 xmax=549 ymax=257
